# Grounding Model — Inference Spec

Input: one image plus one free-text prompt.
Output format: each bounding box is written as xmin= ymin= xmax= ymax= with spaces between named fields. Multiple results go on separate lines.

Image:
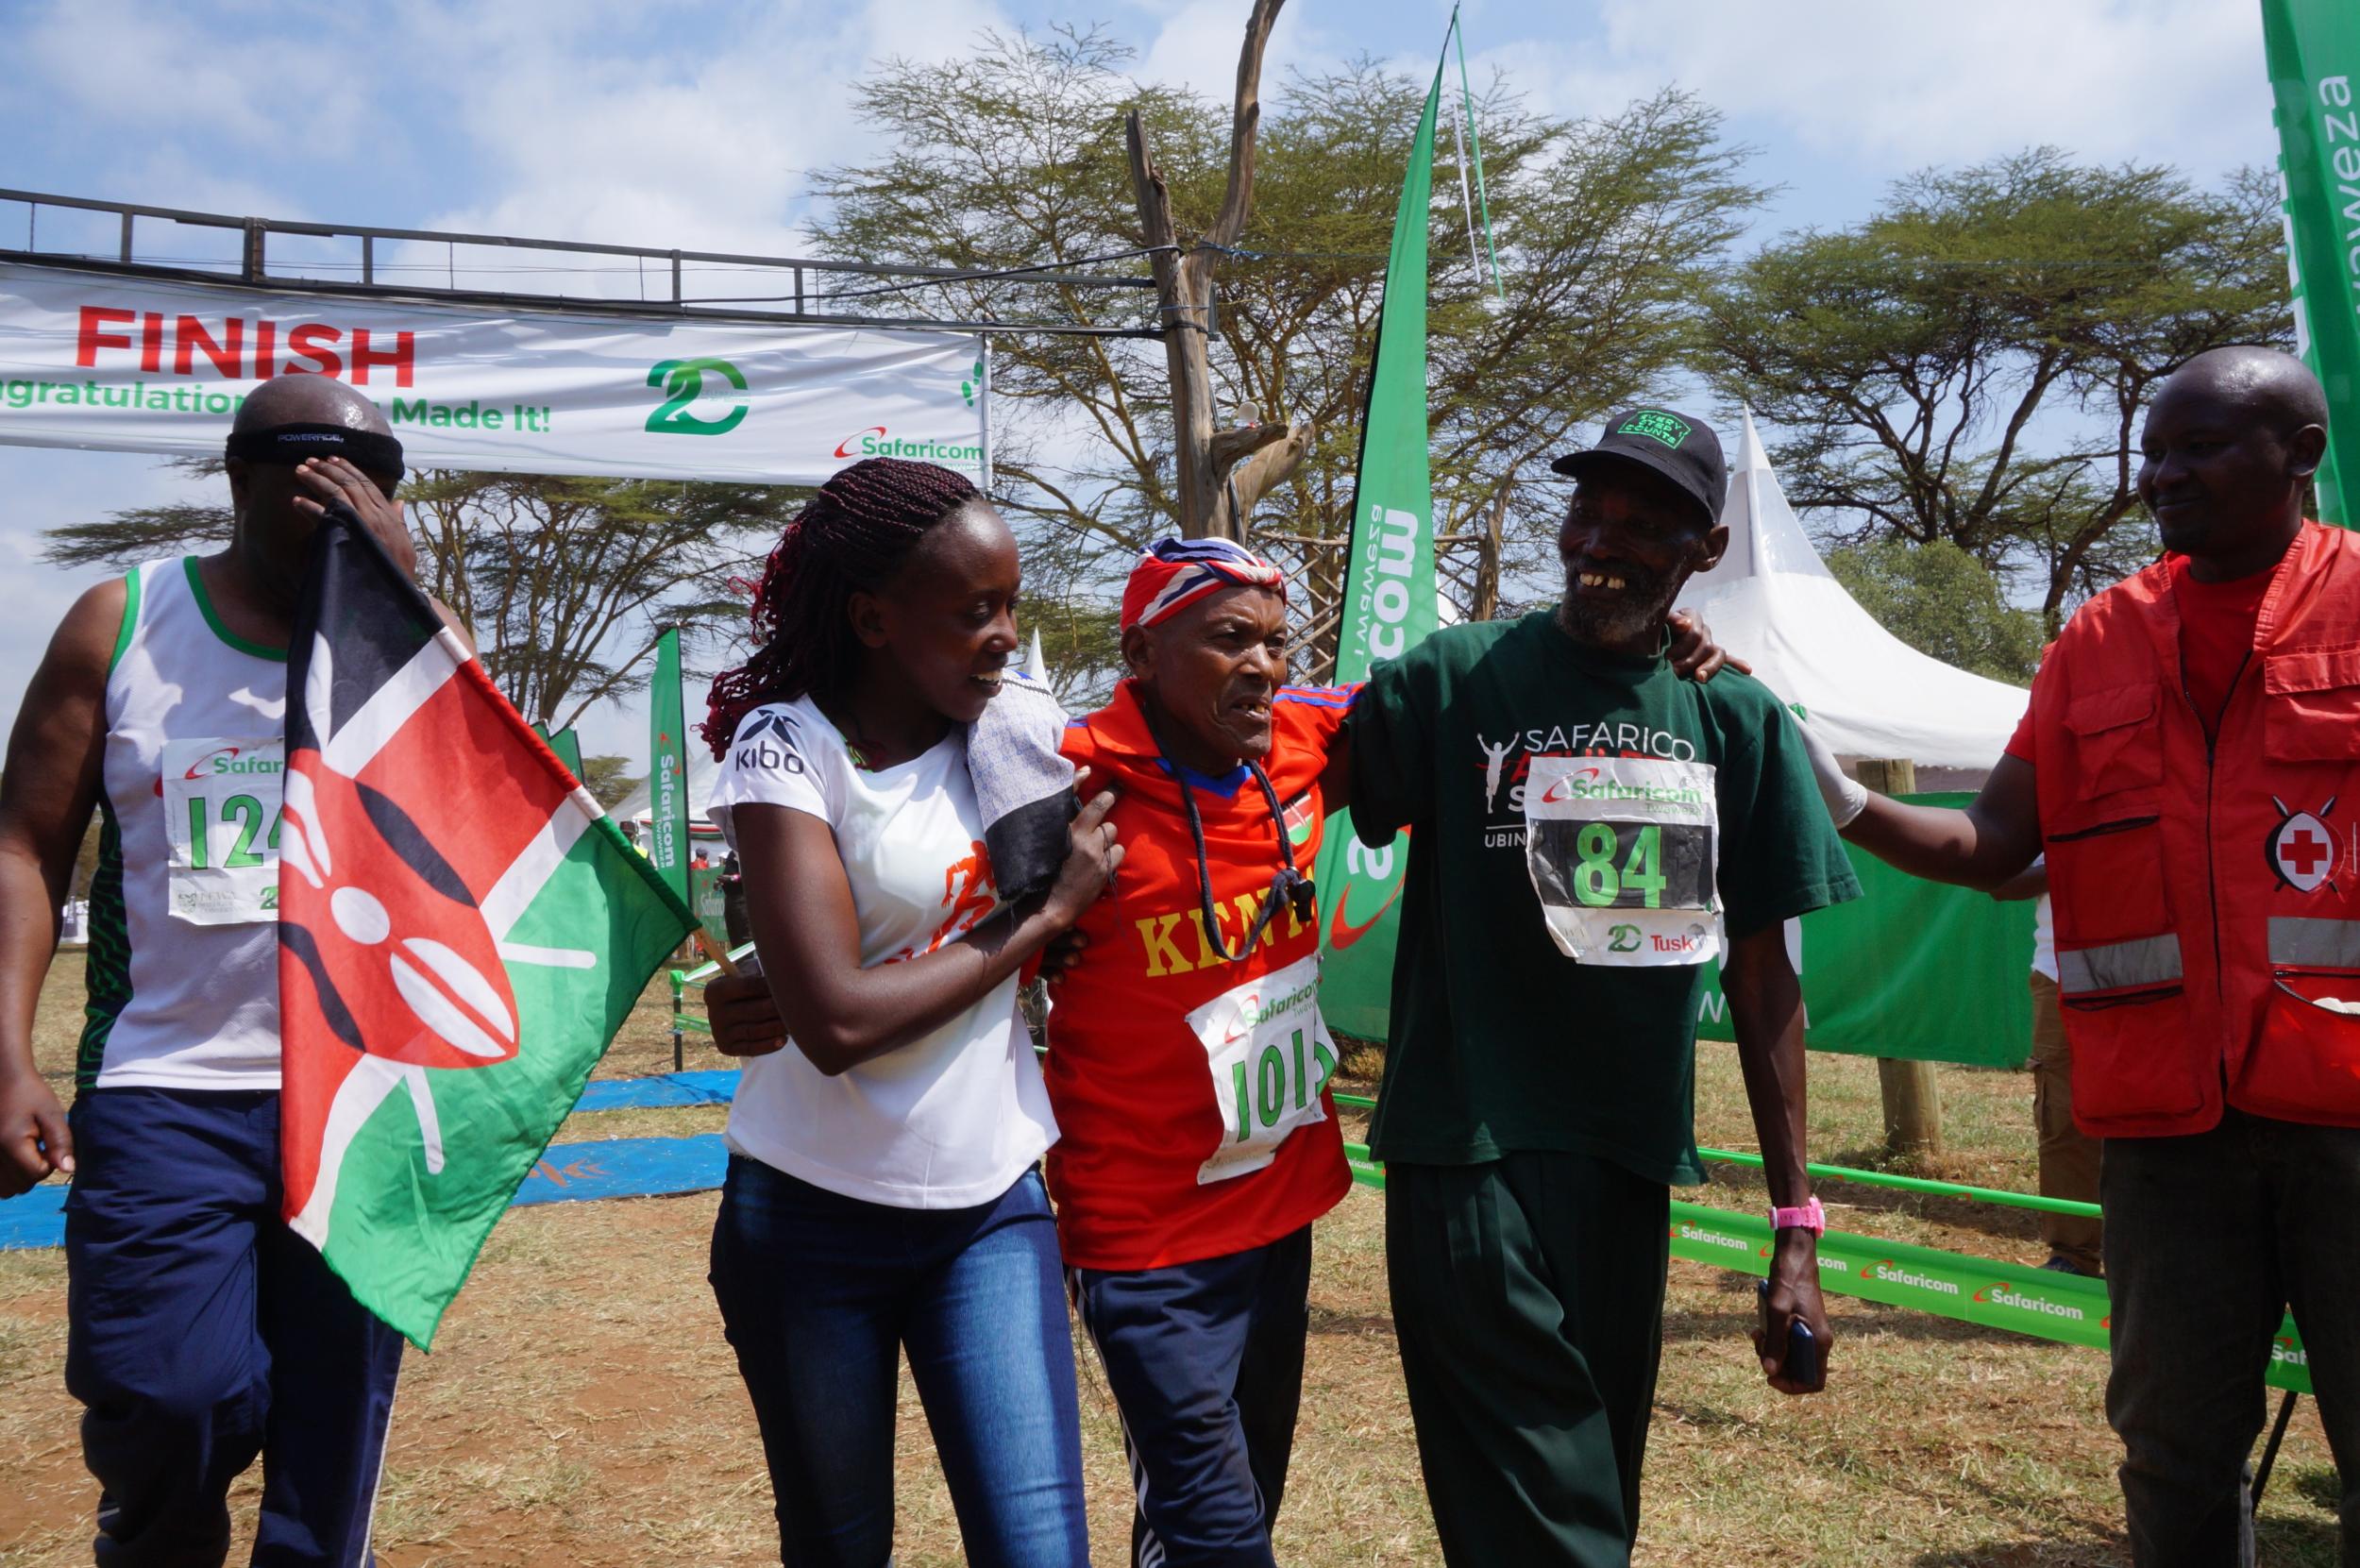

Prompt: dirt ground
xmin=0 ymin=956 xmax=2344 ymax=1567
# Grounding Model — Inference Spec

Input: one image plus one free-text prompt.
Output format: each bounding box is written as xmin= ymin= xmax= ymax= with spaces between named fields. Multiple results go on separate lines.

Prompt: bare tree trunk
xmin=1473 ymin=480 xmax=1512 ymax=621
xmin=1123 ymin=0 xmax=1310 ymax=540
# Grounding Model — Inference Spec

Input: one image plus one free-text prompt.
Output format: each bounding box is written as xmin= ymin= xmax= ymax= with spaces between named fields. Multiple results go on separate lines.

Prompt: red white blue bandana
xmin=1120 ymin=537 xmax=1287 ymax=632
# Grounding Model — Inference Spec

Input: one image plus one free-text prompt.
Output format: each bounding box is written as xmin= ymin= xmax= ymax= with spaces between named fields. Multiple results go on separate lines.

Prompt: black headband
xmin=225 ymin=422 xmax=405 ymax=482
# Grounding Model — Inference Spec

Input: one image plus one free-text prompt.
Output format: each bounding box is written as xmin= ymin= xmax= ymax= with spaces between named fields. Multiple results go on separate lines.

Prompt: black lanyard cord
xmin=1167 ymin=751 xmax=1315 ymax=966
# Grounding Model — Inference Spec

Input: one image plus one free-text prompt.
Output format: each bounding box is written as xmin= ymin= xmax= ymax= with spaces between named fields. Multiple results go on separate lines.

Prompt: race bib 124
xmin=160 ymin=737 xmax=284 ymax=925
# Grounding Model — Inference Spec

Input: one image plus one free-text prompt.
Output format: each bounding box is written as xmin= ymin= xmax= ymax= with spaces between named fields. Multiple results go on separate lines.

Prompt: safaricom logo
xmin=1672 ymin=1222 xmax=1749 ymax=1253
xmin=1542 ymin=776 xmax=1707 ymax=806
xmin=1862 ymin=1260 xmax=1961 ymax=1296
xmin=1974 ymin=1283 xmax=2088 ymax=1320
xmin=834 ymin=427 xmax=986 ymax=463
xmin=1243 ymin=981 xmax=1315 ymax=1031
xmin=184 ymin=746 xmax=282 ymax=779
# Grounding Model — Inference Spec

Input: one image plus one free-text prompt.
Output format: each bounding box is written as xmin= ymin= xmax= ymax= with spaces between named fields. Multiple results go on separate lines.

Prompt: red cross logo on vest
xmin=2267 ymin=796 xmax=2341 ymax=894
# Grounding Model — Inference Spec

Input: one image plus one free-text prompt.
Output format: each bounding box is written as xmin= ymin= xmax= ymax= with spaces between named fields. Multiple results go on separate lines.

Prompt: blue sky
xmin=0 ymin=0 xmax=2282 ymax=758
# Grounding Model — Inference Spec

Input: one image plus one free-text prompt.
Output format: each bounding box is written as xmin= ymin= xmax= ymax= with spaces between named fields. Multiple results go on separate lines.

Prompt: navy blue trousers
xmin=1070 ymin=1227 xmax=1313 ymax=1568
xmin=64 ymin=1087 xmax=405 ymax=1568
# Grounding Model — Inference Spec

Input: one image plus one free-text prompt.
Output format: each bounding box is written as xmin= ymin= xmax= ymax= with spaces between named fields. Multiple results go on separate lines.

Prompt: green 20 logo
xmin=645 ymin=358 xmax=750 ymax=436
xmin=1608 ymin=923 xmax=1643 ymax=953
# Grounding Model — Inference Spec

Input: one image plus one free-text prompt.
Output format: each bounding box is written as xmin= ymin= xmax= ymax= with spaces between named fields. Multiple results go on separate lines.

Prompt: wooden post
xmin=1856 ymin=757 xmax=1945 ymax=1159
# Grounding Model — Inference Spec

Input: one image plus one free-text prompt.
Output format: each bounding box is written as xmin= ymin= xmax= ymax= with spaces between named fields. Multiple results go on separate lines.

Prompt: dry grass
xmin=0 ymin=964 xmax=2343 ymax=1566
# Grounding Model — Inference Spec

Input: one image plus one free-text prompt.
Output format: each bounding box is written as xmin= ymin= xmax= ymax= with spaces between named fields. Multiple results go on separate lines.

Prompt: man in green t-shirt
xmin=1347 ymin=407 xmax=1861 ymax=1567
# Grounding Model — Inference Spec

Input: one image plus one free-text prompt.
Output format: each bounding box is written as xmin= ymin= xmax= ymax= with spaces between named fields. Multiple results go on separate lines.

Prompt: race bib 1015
xmin=1189 ymin=951 xmax=1337 ymax=1185
xmin=1523 ymin=754 xmax=1720 ymax=967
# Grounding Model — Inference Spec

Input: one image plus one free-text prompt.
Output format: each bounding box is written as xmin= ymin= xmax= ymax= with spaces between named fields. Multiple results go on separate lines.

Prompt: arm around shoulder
xmin=1343 ymin=656 xmax=1434 ymax=843
xmin=1781 ymin=705 xmax=2040 ymax=891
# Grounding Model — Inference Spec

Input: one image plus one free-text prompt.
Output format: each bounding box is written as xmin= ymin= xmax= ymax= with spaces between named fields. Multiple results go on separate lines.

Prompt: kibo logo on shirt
xmin=733 ymin=710 xmax=805 ymax=775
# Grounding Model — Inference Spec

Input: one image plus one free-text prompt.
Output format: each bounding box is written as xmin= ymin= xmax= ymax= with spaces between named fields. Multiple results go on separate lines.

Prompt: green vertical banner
xmin=1692 ymin=798 xmax=2036 ymax=1067
xmin=532 ymin=723 xmax=583 ymax=779
xmin=648 ymin=627 xmax=691 ymax=905
xmin=2265 ymin=0 xmax=2360 ymax=527
xmin=1313 ymin=52 xmax=1446 ymax=1040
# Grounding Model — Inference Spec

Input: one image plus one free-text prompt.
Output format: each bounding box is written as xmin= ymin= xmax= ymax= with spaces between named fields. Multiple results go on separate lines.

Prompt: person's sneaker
xmin=2040 ymin=1255 xmax=2097 ymax=1276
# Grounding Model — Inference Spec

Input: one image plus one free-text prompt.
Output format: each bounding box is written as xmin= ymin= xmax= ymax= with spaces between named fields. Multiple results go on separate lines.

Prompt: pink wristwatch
xmin=1769 ymin=1197 xmax=1826 ymax=1235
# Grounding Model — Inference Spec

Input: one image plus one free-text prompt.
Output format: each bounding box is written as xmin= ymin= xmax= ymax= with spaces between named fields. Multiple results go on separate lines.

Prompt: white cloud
xmin=1135 ymin=0 xmax=1336 ymax=107
xmin=1471 ymin=0 xmax=2273 ymax=188
xmin=408 ymin=0 xmax=1022 ymax=263
xmin=9 ymin=0 xmax=377 ymax=157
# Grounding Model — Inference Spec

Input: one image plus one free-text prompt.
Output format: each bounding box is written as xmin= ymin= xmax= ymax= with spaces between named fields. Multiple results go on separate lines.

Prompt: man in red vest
xmin=1798 ymin=346 xmax=2358 ymax=1567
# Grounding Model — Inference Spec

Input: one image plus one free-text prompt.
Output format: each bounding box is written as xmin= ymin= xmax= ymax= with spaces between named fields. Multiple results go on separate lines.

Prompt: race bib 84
xmin=1524 ymin=754 xmax=1720 ymax=967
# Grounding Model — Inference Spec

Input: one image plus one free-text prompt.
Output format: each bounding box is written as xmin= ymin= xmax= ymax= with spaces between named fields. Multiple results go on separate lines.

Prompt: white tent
xmin=613 ymin=745 xmax=721 ymax=831
xmin=1674 ymin=409 xmax=2030 ymax=769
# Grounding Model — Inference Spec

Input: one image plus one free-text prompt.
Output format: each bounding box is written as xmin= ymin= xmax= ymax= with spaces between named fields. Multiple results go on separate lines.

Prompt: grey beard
xmin=1557 ymin=575 xmax=1678 ymax=647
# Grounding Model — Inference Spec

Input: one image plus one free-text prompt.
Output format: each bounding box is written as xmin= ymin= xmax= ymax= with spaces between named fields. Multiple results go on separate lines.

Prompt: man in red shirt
xmin=1045 ymin=537 xmax=1352 ymax=1568
xmin=1796 ymin=346 xmax=2360 ymax=1567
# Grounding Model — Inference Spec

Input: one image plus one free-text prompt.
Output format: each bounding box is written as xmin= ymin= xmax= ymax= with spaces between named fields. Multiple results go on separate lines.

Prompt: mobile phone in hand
xmin=1757 ymin=1276 xmax=1822 ymax=1388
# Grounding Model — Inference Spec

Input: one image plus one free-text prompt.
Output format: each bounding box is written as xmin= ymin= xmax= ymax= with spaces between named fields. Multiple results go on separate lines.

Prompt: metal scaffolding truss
xmin=0 ymin=187 xmax=1160 ymax=339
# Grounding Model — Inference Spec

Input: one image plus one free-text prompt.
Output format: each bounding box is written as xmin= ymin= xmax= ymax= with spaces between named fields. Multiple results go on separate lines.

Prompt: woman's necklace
xmin=838 ymin=717 xmax=884 ymax=772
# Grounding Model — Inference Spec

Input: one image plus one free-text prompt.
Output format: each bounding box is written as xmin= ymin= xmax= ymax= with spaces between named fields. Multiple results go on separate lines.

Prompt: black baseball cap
xmin=1549 ymin=408 xmax=1727 ymax=528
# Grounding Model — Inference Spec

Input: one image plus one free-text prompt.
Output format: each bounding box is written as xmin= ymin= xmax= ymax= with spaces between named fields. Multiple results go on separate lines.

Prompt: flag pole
xmin=1451 ymin=9 xmax=1506 ymax=299
xmin=2261 ymin=0 xmax=2360 ymax=526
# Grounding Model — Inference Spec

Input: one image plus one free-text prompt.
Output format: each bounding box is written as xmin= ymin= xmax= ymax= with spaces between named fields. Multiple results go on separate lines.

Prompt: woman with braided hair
xmin=700 ymin=457 xmax=1117 ymax=1568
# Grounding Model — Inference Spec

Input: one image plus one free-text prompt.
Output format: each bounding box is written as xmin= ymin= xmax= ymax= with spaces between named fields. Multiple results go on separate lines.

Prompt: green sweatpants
xmin=1386 ymin=1151 xmax=1672 ymax=1568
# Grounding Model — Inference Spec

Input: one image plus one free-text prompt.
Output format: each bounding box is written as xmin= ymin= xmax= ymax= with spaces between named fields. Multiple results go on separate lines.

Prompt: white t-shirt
xmin=2031 ymin=893 xmax=2057 ymax=982
xmin=708 ymin=697 xmax=1056 ymax=1208
xmin=2027 ymin=854 xmax=2056 ymax=982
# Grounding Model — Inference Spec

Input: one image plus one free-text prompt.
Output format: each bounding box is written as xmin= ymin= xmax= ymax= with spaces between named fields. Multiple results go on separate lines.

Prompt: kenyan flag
xmin=1283 ymin=790 xmax=1317 ymax=851
xmin=277 ymin=508 xmax=699 ymax=1347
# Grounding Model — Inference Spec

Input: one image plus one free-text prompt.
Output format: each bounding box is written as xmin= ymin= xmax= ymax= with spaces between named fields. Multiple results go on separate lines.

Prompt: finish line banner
xmin=0 ymin=261 xmax=988 ymax=486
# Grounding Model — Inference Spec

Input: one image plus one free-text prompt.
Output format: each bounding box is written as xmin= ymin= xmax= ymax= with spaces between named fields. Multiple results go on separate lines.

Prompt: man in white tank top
xmin=0 ymin=375 xmax=468 ymax=1566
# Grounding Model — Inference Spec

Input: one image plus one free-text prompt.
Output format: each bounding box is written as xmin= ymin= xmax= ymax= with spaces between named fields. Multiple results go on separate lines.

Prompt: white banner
xmin=0 ymin=261 xmax=988 ymax=486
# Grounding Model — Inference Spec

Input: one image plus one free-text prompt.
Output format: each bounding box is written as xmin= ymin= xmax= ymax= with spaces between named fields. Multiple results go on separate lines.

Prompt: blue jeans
xmin=708 ymin=1155 xmax=1089 ymax=1568
xmin=64 ymin=1087 xmax=405 ymax=1568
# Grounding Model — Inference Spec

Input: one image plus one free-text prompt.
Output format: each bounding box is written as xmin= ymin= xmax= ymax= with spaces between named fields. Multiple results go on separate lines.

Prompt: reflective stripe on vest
xmin=2269 ymin=916 xmax=2360 ymax=970
xmin=2057 ymin=934 xmax=2183 ymax=996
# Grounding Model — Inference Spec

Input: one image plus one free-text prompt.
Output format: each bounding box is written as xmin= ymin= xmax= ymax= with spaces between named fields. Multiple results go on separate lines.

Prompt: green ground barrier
xmin=668 ymin=952 xmax=2312 ymax=1395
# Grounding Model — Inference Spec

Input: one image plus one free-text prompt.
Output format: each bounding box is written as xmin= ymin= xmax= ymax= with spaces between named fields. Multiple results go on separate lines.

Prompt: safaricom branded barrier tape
xmin=0 ymin=261 xmax=987 ymax=486
xmin=1661 ymin=1202 xmax=2314 ymax=1395
xmin=1331 ymin=1138 xmax=2316 ymax=1391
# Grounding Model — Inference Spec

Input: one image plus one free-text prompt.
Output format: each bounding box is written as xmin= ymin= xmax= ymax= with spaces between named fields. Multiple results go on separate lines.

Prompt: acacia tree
xmin=402 ymin=471 xmax=790 ymax=731
xmin=42 ymin=465 xmax=790 ymax=732
xmin=1696 ymin=151 xmax=2291 ymax=625
xmin=1827 ymin=538 xmax=2043 ymax=684
xmin=813 ymin=30 xmax=1765 ymax=666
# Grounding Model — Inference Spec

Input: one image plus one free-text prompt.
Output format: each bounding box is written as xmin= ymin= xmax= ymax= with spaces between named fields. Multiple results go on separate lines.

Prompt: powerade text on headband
xmin=224 ymin=423 xmax=406 ymax=484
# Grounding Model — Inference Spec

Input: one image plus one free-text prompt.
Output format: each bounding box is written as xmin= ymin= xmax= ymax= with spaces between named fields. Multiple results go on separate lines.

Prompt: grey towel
xmin=968 ymin=671 xmax=1076 ymax=903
